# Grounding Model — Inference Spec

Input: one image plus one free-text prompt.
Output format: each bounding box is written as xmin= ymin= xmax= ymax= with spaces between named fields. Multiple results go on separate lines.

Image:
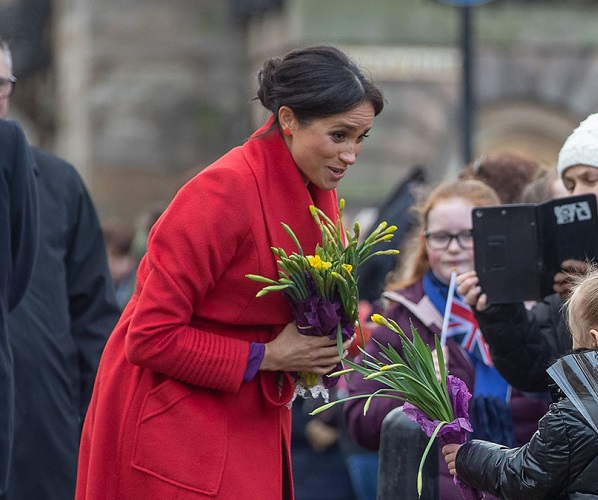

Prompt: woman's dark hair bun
xmin=257 ymin=57 xmax=282 ymax=112
xmin=255 ymin=45 xmax=384 ymax=134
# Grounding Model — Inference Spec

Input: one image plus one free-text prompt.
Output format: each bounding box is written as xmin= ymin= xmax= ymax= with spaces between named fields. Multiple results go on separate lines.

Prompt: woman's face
xmin=424 ymin=197 xmax=475 ymax=284
xmin=279 ymin=102 xmax=375 ymax=190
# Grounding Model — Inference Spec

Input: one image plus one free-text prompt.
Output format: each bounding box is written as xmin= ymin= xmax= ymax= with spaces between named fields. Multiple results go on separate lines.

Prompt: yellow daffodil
xmin=307 ymin=254 xmax=332 ymax=270
xmin=371 ymin=313 xmax=386 ymax=326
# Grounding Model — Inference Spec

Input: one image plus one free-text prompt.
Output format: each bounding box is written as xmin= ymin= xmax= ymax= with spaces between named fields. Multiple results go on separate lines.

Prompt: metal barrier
xmin=377 ymin=407 xmax=439 ymax=500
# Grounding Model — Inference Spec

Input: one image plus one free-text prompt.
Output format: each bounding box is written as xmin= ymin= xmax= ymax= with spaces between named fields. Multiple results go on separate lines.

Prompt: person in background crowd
xmin=460 ymin=150 xmax=545 ymax=204
xmin=443 ymin=266 xmax=598 ymax=499
xmin=345 ymin=180 xmax=549 ymax=500
xmin=102 ymin=219 xmax=136 ymax=310
xmin=291 ymin=392 xmax=358 ymax=500
xmin=356 ymin=165 xmax=427 ymax=305
xmin=520 ymin=167 xmax=569 ymax=204
xmin=0 ymin=117 xmax=38 ymax=498
xmin=458 ymin=112 xmax=598 ymax=393
xmin=0 ymin=37 xmax=120 ymax=500
xmin=76 ymin=45 xmax=383 ymax=500
xmin=344 ymin=180 xmax=533 ymax=500
xmin=130 ymin=204 xmax=165 ymax=267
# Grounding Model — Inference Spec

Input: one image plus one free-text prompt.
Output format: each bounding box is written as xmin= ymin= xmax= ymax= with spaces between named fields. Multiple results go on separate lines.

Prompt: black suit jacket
xmin=6 ymin=148 xmax=120 ymax=500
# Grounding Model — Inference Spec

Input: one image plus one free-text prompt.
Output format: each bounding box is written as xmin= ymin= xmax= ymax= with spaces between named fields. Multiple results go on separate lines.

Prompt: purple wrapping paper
xmin=403 ymin=375 xmax=484 ymax=500
xmin=291 ymin=295 xmax=341 ymax=338
xmin=284 ymin=272 xmax=354 ymax=388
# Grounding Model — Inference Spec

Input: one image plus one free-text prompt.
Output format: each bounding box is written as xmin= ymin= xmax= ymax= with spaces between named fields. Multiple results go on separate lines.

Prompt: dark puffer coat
xmin=455 ymin=378 xmax=598 ymax=498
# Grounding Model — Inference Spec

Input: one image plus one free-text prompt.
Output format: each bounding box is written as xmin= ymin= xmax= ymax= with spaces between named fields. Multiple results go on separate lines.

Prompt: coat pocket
xmin=132 ymin=378 xmax=228 ymax=495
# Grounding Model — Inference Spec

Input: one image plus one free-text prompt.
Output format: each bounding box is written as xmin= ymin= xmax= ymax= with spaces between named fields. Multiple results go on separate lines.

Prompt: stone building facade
xmin=2 ymin=0 xmax=598 ymax=223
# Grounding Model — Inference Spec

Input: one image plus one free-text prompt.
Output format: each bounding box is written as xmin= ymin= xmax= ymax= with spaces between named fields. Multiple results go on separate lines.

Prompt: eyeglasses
xmin=424 ymin=229 xmax=473 ymax=250
xmin=0 ymin=76 xmax=17 ymax=99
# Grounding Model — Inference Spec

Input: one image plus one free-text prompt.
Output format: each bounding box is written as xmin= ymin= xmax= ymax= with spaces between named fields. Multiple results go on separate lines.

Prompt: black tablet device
xmin=472 ymin=194 xmax=598 ymax=304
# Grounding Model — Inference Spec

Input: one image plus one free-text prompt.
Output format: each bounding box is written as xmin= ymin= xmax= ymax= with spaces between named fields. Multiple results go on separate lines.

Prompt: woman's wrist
xmin=243 ymin=342 xmax=266 ymax=381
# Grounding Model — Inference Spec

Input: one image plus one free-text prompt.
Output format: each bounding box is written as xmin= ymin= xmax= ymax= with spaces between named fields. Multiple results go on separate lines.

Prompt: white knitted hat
xmin=557 ymin=113 xmax=598 ymax=178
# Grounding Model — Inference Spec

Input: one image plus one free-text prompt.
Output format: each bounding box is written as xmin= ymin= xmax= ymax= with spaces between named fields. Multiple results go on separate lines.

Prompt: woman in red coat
xmin=75 ymin=45 xmax=384 ymax=500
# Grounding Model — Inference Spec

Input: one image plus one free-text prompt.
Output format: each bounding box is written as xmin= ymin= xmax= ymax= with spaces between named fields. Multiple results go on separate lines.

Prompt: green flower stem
xmin=352 ymin=221 xmax=361 ymax=241
xmin=418 ymin=421 xmax=447 ymax=498
xmin=328 ymin=367 xmax=355 ymax=377
xmin=281 ymin=223 xmax=304 ymax=255
xmin=308 ymin=269 xmax=327 ymax=297
xmin=362 ymin=371 xmax=448 ymax=418
xmin=244 ymin=274 xmax=279 ymax=285
xmin=309 ymin=390 xmax=405 ymax=416
xmin=335 ymin=322 xmax=344 ymax=363
xmin=358 ymin=249 xmax=400 ymax=267
xmin=272 ymin=247 xmax=289 ymax=260
xmin=289 ymin=254 xmax=311 ymax=269
xmin=324 ymin=272 xmax=334 ymax=300
xmin=359 ymin=221 xmax=388 ymax=247
xmin=310 ymin=205 xmax=337 ymax=231
xmin=276 ymin=260 xmax=302 ymax=281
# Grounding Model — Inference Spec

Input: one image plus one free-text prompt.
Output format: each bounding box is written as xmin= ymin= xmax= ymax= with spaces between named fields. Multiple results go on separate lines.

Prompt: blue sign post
xmin=439 ymin=0 xmax=495 ymax=165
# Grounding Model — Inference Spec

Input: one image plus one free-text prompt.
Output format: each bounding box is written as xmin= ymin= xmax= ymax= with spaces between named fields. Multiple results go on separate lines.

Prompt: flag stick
xmin=440 ymin=269 xmax=458 ymax=348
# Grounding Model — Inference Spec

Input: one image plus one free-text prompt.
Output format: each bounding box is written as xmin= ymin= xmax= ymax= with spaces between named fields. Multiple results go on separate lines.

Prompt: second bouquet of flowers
xmin=311 ymin=314 xmax=483 ymax=500
xmin=246 ymin=199 xmax=398 ymax=402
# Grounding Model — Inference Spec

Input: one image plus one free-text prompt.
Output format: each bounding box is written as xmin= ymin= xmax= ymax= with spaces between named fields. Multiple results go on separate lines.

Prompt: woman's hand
xmin=456 ymin=270 xmax=488 ymax=312
xmin=260 ymin=321 xmax=354 ymax=374
xmin=553 ymin=259 xmax=592 ymax=299
xmin=442 ymin=443 xmax=462 ymax=476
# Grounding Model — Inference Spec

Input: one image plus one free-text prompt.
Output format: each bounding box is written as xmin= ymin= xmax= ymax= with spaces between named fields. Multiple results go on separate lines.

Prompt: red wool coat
xmin=75 ymin=119 xmax=339 ymax=499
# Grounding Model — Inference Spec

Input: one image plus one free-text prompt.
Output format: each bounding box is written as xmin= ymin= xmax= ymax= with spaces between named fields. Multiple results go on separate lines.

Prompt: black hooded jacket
xmin=455 ymin=366 xmax=598 ymax=499
xmin=0 ymin=119 xmax=38 ymax=496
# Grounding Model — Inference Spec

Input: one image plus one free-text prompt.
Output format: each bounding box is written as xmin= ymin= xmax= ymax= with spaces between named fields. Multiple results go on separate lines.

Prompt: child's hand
xmin=456 ymin=271 xmax=488 ymax=312
xmin=442 ymin=443 xmax=462 ymax=476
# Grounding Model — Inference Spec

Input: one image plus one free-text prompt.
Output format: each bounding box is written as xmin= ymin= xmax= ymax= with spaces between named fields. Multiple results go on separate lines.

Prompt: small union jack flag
xmin=446 ymin=297 xmax=494 ymax=367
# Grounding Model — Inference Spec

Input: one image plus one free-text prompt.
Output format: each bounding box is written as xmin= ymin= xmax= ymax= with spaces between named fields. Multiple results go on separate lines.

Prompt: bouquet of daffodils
xmin=312 ymin=314 xmax=482 ymax=500
xmin=246 ymin=199 xmax=399 ymax=401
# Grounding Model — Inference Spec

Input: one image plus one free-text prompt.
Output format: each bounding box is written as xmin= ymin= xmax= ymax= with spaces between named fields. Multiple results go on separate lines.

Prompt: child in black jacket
xmin=442 ymin=268 xmax=598 ymax=499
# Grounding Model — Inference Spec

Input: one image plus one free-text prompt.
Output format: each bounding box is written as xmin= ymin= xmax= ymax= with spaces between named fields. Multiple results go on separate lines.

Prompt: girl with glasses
xmin=0 ymin=76 xmax=16 ymax=99
xmin=345 ymin=179 xmax=550 ymax=500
